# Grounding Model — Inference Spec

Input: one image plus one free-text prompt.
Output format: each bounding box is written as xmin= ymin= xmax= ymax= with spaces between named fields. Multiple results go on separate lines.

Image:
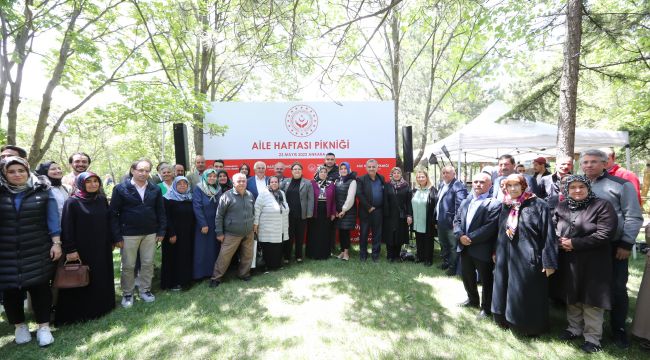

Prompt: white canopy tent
xmin=422 ymin=101 xmax=630 ymax=167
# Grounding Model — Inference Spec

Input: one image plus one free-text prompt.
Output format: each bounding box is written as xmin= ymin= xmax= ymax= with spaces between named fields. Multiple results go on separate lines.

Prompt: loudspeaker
xmin=402 ymin=126 xmax=413 ymax=173
xmin=173 ymin=123 xmax=189 ymax=169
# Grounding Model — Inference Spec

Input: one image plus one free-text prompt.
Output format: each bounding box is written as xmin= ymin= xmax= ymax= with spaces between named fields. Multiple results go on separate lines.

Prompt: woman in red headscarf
xmin=55 ymin=172 xmax=115 ymax=325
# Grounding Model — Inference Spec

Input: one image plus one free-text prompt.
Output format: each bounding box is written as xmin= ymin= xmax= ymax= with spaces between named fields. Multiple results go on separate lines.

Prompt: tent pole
xmin=625 ymin=144 xmax=631 ymax=170
xmin=457 ymin=136 xmax=462 ymax=177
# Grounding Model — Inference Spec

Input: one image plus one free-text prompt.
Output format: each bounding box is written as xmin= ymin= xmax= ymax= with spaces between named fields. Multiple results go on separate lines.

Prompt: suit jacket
xmin=436 ymin=178 xmax=468 ymax=228
xmin=246 ymin=176 xmax=269 ymax=200
xmin=453 ymin=195 xmax=501 ymax=262
xmin=356 ymin=173 xmax=386 ymax=219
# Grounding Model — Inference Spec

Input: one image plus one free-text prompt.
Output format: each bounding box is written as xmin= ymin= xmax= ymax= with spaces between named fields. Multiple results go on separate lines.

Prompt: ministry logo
xmin=285 ymin=105 xmax=318 ymax=137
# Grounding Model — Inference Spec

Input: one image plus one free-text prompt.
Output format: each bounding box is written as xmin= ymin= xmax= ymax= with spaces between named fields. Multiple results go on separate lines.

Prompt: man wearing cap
xmin=532 ymin=157 xmax=551 ymax=197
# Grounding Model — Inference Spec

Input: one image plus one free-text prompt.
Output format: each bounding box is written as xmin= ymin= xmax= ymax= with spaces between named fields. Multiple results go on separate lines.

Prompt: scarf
xmin=389 ymin=167 xmax=408 ymax=190
xmin=0 ymin=156 xmax=50 ymax=194
xmin=216 ymin=169 xmax=233 ymax=193
xmin=339 ymin=162 xmax=356 ymax=182
xmin=198 ymin=168 xmax=219 ymax=201
xmin=504 ymin=191 xmax=536 ymax=240
xmin=316 ymin=165 xmax=333 ymax=188
xmin=268 ymin=186 xmax=286 ymax=209
xmin=164 ymin=176 xmax=192 ymax=201
xmin=562 ymin=174 xmax=596 ymax=211
xmin=73 ymin=171 xmax=103 ymax=200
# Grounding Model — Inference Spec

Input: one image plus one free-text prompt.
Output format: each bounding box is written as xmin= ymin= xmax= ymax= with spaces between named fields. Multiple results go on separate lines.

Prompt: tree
xmin=557 ymin=0 xmax=583 ymax=159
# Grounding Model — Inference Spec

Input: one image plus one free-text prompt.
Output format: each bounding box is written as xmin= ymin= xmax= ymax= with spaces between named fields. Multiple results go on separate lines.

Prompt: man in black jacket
xmin=110 ymin=159 xmax=166 ymax=308
xmin=356 ymin=159 xmax=385 ymax=262
xmin=454 ymin=172 xmax=501 ymax=319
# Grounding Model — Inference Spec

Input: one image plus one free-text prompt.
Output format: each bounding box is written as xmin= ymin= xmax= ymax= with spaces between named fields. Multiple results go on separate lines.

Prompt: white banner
xmin=204 ymin=101 xmax=395 ymax=160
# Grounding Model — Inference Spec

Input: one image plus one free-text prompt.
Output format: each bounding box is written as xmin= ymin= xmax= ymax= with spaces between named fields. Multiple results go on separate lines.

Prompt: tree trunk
xmin=390 ymin=14 xmax=401 ymax=168
xmin=557 ymin=0 xmax=582 ymax=160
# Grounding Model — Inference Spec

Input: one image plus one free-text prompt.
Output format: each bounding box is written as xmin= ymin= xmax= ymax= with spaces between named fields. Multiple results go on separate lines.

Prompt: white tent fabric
xmin=422 ymin=101 xmax=630 ymax=164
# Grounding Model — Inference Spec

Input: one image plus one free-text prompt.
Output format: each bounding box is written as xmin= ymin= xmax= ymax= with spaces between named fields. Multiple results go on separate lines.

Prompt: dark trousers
xmin=610 ymin=249 xmax=629 ymax=333
xmin=261 ymin=242 xmax=283 ymax=271
xmin=438 ymin=225 xmax=458 ymax=268
xmin=285 ymin=217 xmax=306 ymax=260
xmin=3 ymin=283 xmax=52 ymax=324
xmin=415 ymin=231 xmax=433 ymax=263
xmin=460 ymin=250 xmax=494 ymax=312
xmin=386 ymin=238 xmax=401 ymax=260
xmin=330 ymin=222 xmax=337 ymax=253
xmin=359 ymin=209 xmax=383 ymax=259
xmin=339 ymin=229 xmax=351 ymax=251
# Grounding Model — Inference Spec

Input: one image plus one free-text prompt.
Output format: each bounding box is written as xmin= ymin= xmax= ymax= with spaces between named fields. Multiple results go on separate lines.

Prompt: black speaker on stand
xmin=402 ymin=126 xmax=413 ymax=173
xmin=173 ymin=123 xmax=190 ymax=170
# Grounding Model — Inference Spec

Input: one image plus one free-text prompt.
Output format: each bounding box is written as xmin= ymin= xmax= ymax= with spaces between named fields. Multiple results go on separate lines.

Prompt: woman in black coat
xmin=553 ymin=175 xmax=617 ymax=353
xmin=411 ymin=169 xmax=438 ymax=266
xmin=0 ymin=157 xmax=62 ymax=346
xmin=492 ymin=173 xmax=558 ymax=336
xmin=384 ymin=167 xmax=412 ymax=262
xmin=161 ymin=176 xmax=195 ymax=290
xmin=57 ymin=172 xmax=115 ymax=325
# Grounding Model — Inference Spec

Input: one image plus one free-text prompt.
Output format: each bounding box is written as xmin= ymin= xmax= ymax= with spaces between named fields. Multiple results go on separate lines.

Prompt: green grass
xmin=1 ymin=246 xmax=648 ymax=360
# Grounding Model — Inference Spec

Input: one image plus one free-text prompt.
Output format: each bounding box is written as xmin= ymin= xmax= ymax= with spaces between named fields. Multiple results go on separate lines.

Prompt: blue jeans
xmin=359 ymin=209 xmax=383 ymax=259
xmin=610 ymin=249 xmax=629 ymax=333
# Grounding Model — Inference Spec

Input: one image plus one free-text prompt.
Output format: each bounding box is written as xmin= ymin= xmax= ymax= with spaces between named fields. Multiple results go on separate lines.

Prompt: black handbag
xmin=254 ymin=234 xmax=265 ymax=269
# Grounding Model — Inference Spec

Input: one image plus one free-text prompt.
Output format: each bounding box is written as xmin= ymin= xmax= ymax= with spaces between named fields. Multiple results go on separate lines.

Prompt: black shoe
xmin=239 ymin=276 xmax=252 ymax=282
xmin=437 ymin=262 xmax=449 ymax=270
xmin=458 ymin=299 xmax=479 ymax=308
xmin=612 ymin=330 xmax=629 ymax=349
xmin=423 ymin=261 xmax=433 ymax=267
xmin=445 ymin=268 xmax=457 ymax=276
xmin=476 ymin=310 xmax=491 ymax=319
xmin=580 ymin=341 xmax=602 ymax=353
xmin=209 ymin=280 xmax=220 ymax=288
xmin=372 ymin=257 xmax=379 ymax=263
xmin=558 ymin=330 xmax=579 ymax=341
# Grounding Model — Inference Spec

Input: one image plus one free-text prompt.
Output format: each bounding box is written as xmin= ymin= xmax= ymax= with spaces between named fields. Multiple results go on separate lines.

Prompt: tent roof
xmin=422 ymin=101 xmax=629 ymax=163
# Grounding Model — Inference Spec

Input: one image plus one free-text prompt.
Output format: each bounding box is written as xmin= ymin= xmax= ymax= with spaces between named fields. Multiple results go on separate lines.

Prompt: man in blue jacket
xmin=110 ymin=159 xmax=166 ymax=308
xmin=436 ymin=166 xmax=468 ymax=275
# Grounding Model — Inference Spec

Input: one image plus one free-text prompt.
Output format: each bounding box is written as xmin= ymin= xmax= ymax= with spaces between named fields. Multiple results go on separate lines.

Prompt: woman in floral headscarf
xmin=161 ymin=176 xmax=195 ymax=290
xmin=307 ymin=166 xmax=336 ymax=260
xmin=192 ymin=169 xmax=222 ymax=280
xmin=491 ymin=173 xmax=557 ymax=336
xmin=57 ymin=172 xmax=115 ymax=326
xmin=553 ymin=175 xmax=617 ymax=353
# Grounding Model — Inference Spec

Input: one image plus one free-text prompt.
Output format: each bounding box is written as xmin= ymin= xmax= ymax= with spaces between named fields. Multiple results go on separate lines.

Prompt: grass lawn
xmin=0 ymin=245 xmax=648 ymax=360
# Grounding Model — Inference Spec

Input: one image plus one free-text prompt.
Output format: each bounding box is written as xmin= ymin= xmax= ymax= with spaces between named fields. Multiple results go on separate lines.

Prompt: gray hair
xmin=580 ymin=149 xmax=608 ymax=163
xmin=366 ymin=159 xmax=378 ymax=165
xmin=253 ymin=161 xmax=266 ymax=169
xmin=232 ymin=173 xmax=247 ymax=182
xmin=159 ymin=164 xmax=174 ymax=173
xmin=472 ymin=172 xmax=492 ymax=183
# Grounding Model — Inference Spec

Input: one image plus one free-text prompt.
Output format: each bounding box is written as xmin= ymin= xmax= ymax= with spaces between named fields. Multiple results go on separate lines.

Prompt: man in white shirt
xmin=246 ymin=161 xmax=269 ymax=200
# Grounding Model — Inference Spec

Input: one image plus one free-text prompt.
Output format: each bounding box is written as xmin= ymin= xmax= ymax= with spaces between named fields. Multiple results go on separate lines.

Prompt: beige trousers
xmin=211 ymin=232 xmax=254 ymax=281
xmin=566 ymin=303 xmax=605 ymax=345
xmin=120 ymin=233 xmax=157 ymax=295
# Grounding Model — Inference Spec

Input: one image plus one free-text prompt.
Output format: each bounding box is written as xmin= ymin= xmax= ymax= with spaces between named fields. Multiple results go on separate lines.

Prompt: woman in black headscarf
xmin=56 ymin=172 xmax=115 ymax=325
xmin=334 ymin=162 xmax=357 ymax=261
xmin=36 ymin=161 xmax=70 ymax=220
xmin=553 ymin=175 xmax=617 ymax=353
xmin=0 ymin=157 xmax=61 ymax=346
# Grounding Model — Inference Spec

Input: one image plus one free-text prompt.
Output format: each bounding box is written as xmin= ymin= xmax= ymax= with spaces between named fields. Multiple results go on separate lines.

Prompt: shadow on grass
xmin=0 ymin=247 xmax=647 ymax=359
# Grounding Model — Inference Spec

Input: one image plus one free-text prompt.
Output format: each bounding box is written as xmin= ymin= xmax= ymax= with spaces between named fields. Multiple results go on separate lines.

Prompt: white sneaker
xmin=140 ymin=290 xmax=155 ymax=303
xmin=36 ymin=326 xmax=54 ymax=347
xmin=14 ymin=323 xmax=31 ymax=344
xmin=121 ymin=295 xmax=133 ymax=308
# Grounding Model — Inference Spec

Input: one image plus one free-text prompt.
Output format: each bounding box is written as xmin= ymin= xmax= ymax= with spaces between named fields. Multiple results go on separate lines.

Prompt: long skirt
xmin=306 ymin=202 xmax=332 ymax=260
xmin=261 ymin=242 xmax=283 ymax=271
xmin=632 ymin=255 xmax=650 ymax=341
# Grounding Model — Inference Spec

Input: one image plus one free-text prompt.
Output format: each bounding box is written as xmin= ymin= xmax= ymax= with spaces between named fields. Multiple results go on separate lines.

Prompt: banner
xmin=203 ymin=101 xmax=396 ymax=177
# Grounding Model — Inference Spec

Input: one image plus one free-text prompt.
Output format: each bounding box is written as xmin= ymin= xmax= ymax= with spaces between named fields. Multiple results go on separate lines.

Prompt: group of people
xmin=0 ymin=144 xmax=649 ymax=355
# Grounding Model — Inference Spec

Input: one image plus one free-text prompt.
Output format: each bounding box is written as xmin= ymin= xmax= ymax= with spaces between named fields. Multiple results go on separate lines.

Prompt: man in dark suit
xmin=436 ymin=166 xmax=468 ymax=275
xmin=356 ymin=159 xmax=385 ymax=262
xmin=454 ymin=172 xmax=501 ymax=319
xmin=246 ymin=161 xmax=269 ymax=200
